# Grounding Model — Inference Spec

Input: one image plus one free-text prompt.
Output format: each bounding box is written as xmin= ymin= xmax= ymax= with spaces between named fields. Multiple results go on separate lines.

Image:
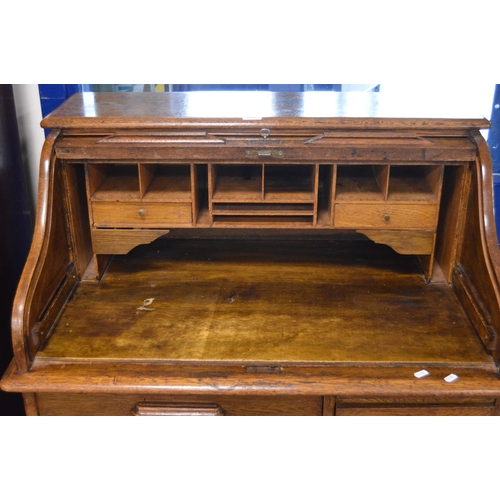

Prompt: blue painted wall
xmin=488 ymin=85 xmax=500 ymax=230
xmin=38 ymin=84 xmax=91 ymax=136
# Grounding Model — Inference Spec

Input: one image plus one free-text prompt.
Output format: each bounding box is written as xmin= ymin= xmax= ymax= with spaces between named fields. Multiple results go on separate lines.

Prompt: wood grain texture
xmin=334 ymin=203 xmax=438 ymax=230
xmin=10 ymin=130 xmax=73 ymax=371
xmin=91 ymin=229 xmax=170 ymax=254
xmin=434 ymin=164 xmax=471 ymax=283
xmin=41 ymin=92 xmax=489 ymax=130
xmin=456 ymin=132 xmax=500 ymax=362
xmin=4 ymin=361 xmax=500 ymax=398
xmin=62 ymin=163 xmax=93 ymax=277
xmin=322 ymin=396 xmax=336 ymax=416
xmin=132 ymin=402 xmax=225 ymax=416
xmin=55 ymin=138 xmax=478 ymax=164
xmin=138 ymin=164 xmax=156 ymax=199
xmin=36 ymin=239 xmax=489 ymax=365
xmin=357 ymin=230 xmax=435 ymax=255
xmin=91 ymin=201 xmax=192 ymax=227
xmin=336 ymin=406 xmax=496 ymax=416
xmin=4 ymin=92 xmax=500 ymax=417
xmin=22 ymin=393 xmax=39 ymax=416
xmin=36 ymin=393 xmax=323 ymax=416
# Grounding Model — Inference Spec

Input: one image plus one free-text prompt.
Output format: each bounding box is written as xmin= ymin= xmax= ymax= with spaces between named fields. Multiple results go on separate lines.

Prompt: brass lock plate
xmin=245 ymin=150 xmax=284 ymax=158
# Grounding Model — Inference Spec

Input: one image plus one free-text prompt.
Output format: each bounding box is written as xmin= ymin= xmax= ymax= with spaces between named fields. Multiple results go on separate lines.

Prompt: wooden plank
xmin=323 ymin=396 xmax=336 ymax=416
xmin=191 ymin=163 xmax=198 ymax=224
xmin=90 ymin=164 xmax=140 ymax=201
xmin=212 ymin=165 xmax=263 ymax=202
xmin=91 ymin=201 xmax=192 ymax=227
xmin=62 ymin=162 xmax=93 ymax=277
xmin=141 ymin=165 xmax=192 ymax=202
xmin=374 ymin=164 xmax=390 ymax=200
xmin=3 ymin=361 xmax=500 ymax=397
xmin=357 ymin=230 xmax=434 ymax=255
xmin=36 ymin=393 xmax=323 ymax=416
xmin=41 ymin=92 xmax=490 ymax=131
xmin=138 ymin=163 xmax=156 ymax=199
xmin=93 ymin=254 xmax=112 ymax=281
xmin=336 ymin=406 xmax=496 ymax=416
xmin=334 ymin=203 xmax=438 ymax=230
xmin=36 ymin=239 xmax=490 ymax=365
xmin=86 ymin=163 xmax=110 ymax=197
xmin=336 ymin=165 xmax=385 ymax=202
xmin=91 ymin=229 xmax=170 ymax=254
xmin=264 ymin=165 xmax=316 ymax=202
xmin=434 ymin=164 xmax=471 ymax=283
xmin=388 ymin=166 xmax=440 ymax=202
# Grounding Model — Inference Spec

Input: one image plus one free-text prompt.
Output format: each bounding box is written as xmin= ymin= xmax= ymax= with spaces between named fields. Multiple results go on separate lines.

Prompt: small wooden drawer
xmin=335 ymin=397 xmax=497 ymax=416
xmin=36 ymin=393 xmax=324 ymax=416
xmin=91 ymin=201 xmax=192 ymax=227
xmin=334 ymin=203 xmax=438 ymax=230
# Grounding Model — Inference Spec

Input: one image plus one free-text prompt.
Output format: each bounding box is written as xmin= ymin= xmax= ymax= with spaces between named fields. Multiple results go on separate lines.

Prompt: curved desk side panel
xmin=453 ymin=131 xmax=500 ymax=363
xmin=11 ymin=131 xmax=77 ymax=372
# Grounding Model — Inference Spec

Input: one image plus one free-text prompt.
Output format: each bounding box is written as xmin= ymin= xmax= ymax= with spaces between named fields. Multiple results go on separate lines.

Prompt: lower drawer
xmin=91 ymin=201 xmax=192 ymax=227
xmin=36 ymin=393 xmax=324 ymax=416
xmin=334 ymin=203 xmax=438 ymax=230
xmin=335 ymin=397 xmax=498 ymax=416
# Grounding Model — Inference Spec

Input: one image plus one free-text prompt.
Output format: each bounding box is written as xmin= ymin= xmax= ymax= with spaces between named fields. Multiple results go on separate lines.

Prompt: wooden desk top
xmin=41 ymin=91 xmax=490 ymax=131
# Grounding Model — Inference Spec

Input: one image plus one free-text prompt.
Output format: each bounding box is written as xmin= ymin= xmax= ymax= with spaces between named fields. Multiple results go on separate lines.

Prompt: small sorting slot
xmin=264 ymin=164 xmax=316 ymax=202
xmin=388 ymin=165 xmax=443 ymax=202
xmin=335 ymin=165 xmax=388 ymax=202
xmin=212 ymin=164 xmax=263 ymax=202
xmin=212 ymin=215 xmax=313 ymax=227
xmin=211 ymin=203 xmax=314 ymax=216
xmin=140 ymin=164 xmax=192 ymax=202
xmin=317 ymin=165 xmax=335 ymax=226
xmin=88 ymin=164 xmax=140 ymax=201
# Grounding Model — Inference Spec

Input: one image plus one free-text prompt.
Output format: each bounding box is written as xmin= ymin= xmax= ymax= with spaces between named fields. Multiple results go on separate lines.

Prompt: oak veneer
xmin=2 ymin=91 xmax=500 ymax=416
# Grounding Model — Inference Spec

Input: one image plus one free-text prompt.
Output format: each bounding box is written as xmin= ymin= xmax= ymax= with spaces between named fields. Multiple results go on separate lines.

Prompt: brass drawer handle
xmin=132 ymin=402 xmax=225 ymax=416
xmin=384 ymin=214 xmax=390 ymax=221
xmin=138 ymin=209 xmax=146 ymax=216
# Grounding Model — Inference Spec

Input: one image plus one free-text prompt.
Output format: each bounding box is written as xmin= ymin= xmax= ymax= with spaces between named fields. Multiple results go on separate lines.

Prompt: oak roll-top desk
xmin=3 ymin=91 xmax=500 ymax=416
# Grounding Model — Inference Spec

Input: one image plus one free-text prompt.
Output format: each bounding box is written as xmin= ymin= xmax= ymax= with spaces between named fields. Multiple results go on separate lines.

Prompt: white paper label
xmin=444 ymin=374 xmax=459 ymax=383
xmin=414 ymin=370 xmax=430 ymax=379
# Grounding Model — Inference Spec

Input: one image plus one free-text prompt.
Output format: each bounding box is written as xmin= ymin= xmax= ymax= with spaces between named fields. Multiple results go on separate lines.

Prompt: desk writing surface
xmin=38 ymin=239 xmax=491 ymax=366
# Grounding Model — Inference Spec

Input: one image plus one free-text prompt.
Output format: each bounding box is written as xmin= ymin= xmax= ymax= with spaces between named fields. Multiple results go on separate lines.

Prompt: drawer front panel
xmin=336 ymin=397 xmax=497 ymax=416
xmin=336 ymin=406 xmax=496 ymax=416
xmin=91 ymin=201 xmax=192 ymax=227
xmin=334 ymin=203 xmax=438 ymax=230
xmin=36 ymin=393 xmax=323 ymax=416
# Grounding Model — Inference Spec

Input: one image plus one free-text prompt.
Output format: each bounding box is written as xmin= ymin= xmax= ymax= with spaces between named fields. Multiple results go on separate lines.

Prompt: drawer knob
xmin=138 ymin=209 xmax=146 ymax=216
xmin=384 ymin=214 xmax=390 ymax=221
